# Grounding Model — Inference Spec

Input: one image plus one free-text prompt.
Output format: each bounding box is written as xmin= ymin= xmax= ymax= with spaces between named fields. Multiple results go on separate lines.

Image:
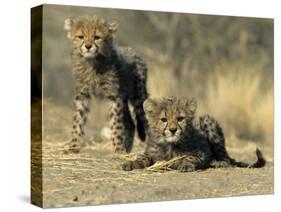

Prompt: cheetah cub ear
xmin=186 ymin=98 xmax=197 ymax=115
xmin=108 ymin=21 xmax=119 ymax=33
xmin=64 ymin=18 xmax=73 ymax=31
xmin=143 ymin=98 xmax=157 ymax=114
xmin=64 ymin=18 xmax=74 ymax=39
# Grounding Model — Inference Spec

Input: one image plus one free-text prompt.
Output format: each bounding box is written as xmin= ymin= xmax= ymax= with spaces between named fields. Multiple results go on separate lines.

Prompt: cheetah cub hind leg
xmin=199 ymin=114 xmax=230 ymax=162
xmin=110 ymin=99 xmax=135 ymax=154
xmin=199 ymin=115 xmax=266 ymax=169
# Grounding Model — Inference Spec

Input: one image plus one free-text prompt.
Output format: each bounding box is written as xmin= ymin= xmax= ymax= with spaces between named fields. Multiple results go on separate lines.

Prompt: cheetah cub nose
xmin=169 ymin=127 xmax=177 ymax=134
xmin=85 ymin=44 xmax=92 ymax=50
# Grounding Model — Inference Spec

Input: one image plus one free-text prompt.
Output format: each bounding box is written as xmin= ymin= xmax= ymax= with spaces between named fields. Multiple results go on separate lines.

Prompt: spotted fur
xmin=64 ymin=16 xmax=148 ymax=153
xmin=122 ymin=97 xmax=266 ymax=171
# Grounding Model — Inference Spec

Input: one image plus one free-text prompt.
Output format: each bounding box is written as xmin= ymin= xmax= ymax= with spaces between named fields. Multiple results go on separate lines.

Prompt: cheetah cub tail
xmin=232 ymin=148 xmax=266 ymax=168
xmin=250 ymin=148 xmax=266 ymax=168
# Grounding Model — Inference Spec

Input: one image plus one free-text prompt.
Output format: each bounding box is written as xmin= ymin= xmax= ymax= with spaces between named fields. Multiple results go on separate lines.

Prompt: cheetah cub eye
xmin=160 ymin=117 xmax=168 ymax=123
xmin=177 ymin=116 xmax=185 ymax=122
xmin=93 ymin=35 xmax=102 ymax=40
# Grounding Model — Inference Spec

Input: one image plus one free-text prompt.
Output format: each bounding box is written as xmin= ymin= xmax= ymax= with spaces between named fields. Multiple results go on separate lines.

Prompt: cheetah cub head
xmin=64 ymin=16 xmax=118 ymax=59
xmin=144 ymin=97 xmax=197 ymax=144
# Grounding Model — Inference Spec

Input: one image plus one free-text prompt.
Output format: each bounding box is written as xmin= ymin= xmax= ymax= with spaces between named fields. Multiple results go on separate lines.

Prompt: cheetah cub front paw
xmin=122 ymin=161 xmax=134 ymax=171
xmin=64 ymin=139 xmax=81 ymax=154
xmin=178 ymin=162 xmax=196 ymax=172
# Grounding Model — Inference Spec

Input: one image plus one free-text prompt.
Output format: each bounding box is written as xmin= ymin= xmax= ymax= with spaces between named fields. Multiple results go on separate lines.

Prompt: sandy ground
xmin=32 ymin=100 xmax=274 ymax=208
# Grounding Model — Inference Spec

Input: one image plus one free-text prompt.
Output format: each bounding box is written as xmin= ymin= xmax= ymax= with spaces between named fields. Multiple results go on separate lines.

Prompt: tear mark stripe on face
xmin=162 ymin=111 xmax=168 ymax=133
xmin=79 ymin=41 xmax=84 ymax=48
xmin=177 ymin=122 xmax=183 ymax=133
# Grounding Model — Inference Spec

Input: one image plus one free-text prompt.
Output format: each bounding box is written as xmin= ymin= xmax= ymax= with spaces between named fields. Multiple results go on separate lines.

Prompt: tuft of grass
xmin=145 ymin=156 xmax=188 ymax=172
xmin=147 ymin=63 xmax=178 ymax=97
xmin=201 ymin=64 xmax=273 ymax=142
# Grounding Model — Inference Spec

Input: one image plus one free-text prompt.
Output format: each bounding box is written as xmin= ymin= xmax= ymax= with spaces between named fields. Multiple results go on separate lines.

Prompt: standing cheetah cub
xmin=122 ymin=97 xmax=265 ymax=172
xmin=64 ymin=16 xmax=148 ymax=154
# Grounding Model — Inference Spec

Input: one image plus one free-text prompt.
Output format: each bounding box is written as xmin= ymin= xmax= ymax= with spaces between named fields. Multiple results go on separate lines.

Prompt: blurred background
xmin=32 ymin=4 xmax=273 ymax=149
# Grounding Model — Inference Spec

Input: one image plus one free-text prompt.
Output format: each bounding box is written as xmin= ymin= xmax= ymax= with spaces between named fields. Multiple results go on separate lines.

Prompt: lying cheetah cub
xmin=122 ymin=97 xmax=265 ymax=172
xmin=64 ymin=16 xmax=148 ymax=153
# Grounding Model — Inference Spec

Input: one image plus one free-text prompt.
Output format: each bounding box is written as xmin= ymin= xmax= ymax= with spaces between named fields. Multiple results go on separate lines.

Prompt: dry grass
xmin=202 ymin=64 xmax=273 ymax=142
xmin=145 ymin=156 xmax=188 ymax=172
xmin=147 ymin=63 xmax=178 ymax=97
